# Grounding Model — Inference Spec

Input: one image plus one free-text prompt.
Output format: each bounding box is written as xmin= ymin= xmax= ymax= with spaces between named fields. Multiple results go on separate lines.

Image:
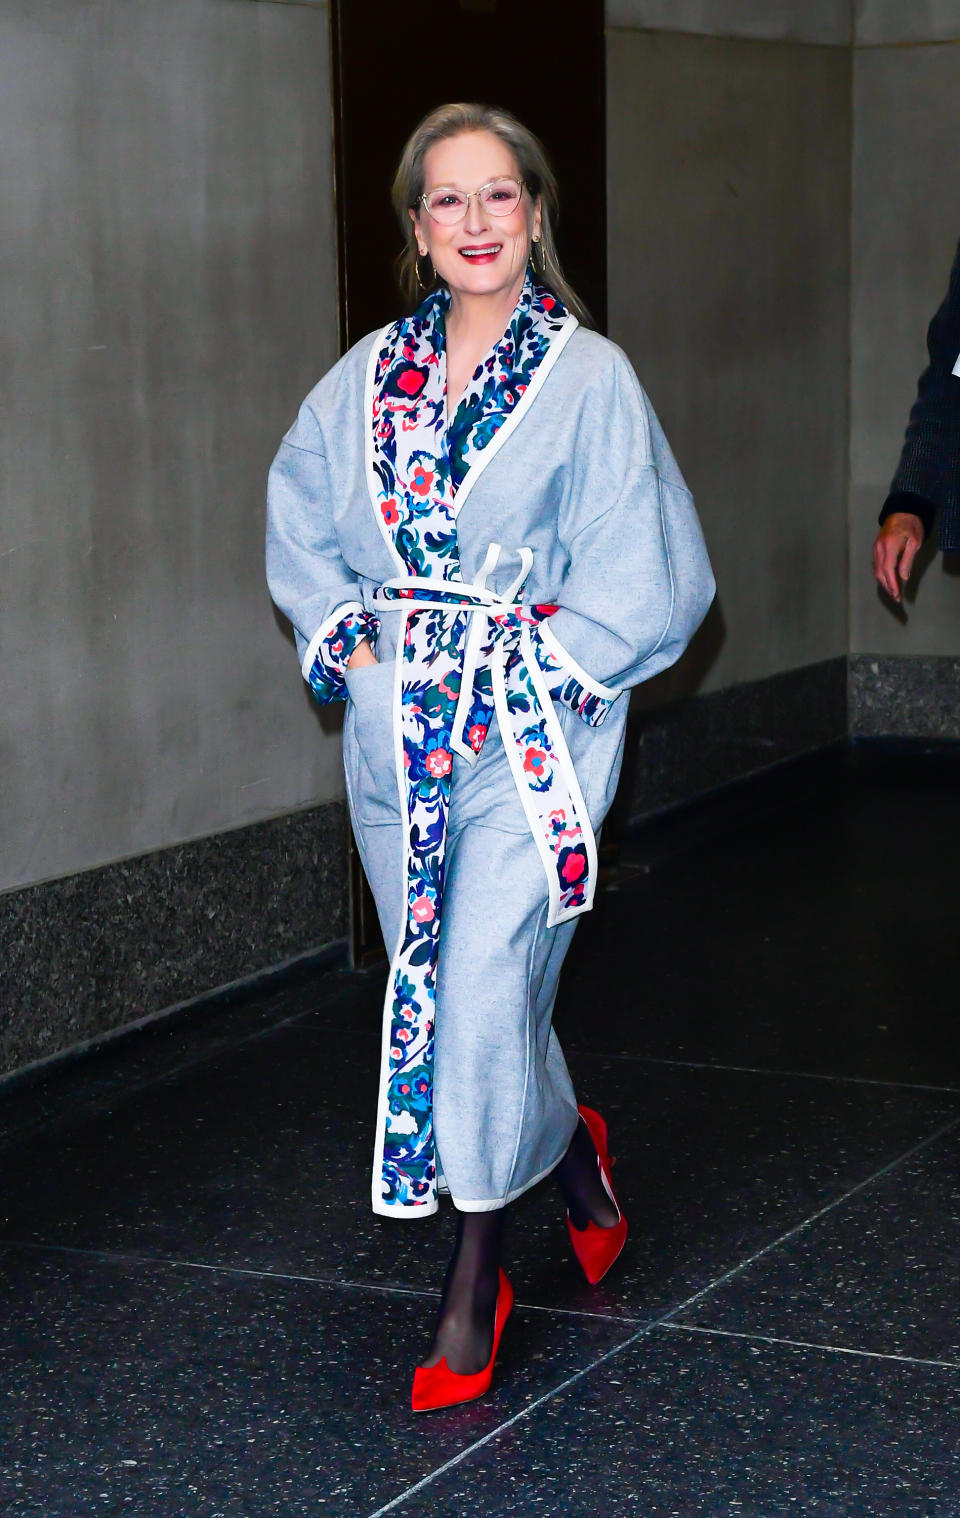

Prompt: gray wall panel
xmin=849 ymin=42 xmax=960 ymax=657
xmin=607 ymin=0 xmax=851 ymax=44
xmin=607 ymin=30 xmax=851 ymax=698
xmin=0 ymin=0 xmax=340 ymax=892
xmin=855 ymin=1 xmax=960 ymax=44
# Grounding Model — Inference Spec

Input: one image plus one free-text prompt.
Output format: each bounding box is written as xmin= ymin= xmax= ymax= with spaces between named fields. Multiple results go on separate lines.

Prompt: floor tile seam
xmin=650 ymin=1111 xmax=960 ymax=1329
xmin=0 ymin=1237 xmax=442 ymax=1297
xmin=22 ymin=1019 xmax=957 ymax=1158
xmin=15 ymin=1123 xmax=950 ymax=1516
xmin=657 ymin=1320 xmax=960 ymax=1374
xmin=577 ymin=1052 xmax=960 ymax=1099
xmin=134 ymin=986 xmax=377 ymax=1081
xmin=363 ymin=1115 xmax=960 ymax=1514
xmin=0 ymin=1237 xmax=642 ymax=1325
xmin=0 ymin=997 xmax=364 ymax=1155
xmin=362 ymin=1319 xmax=658 ymax=1518
xmin=9 ymin=1127 xmax=957 ymax=1515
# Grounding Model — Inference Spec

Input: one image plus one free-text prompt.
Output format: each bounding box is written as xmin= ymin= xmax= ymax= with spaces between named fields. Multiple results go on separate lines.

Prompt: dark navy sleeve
xmin=880 ymin=237 xmax=960 ymax=543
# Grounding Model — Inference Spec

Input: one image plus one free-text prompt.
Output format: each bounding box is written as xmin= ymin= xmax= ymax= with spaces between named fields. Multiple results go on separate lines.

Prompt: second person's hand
xmin=872 ymin=512 xmax=924 ymax=603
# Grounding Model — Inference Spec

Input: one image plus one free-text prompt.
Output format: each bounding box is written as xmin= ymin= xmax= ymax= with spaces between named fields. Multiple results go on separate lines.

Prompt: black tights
xmin=555 ymin=1113 xmax=620 ymax=1232
xmin=422 ymin=1115 xmax=619 ymax=1374
xmin=421 ymin=1209 xmax=505 ymax=1374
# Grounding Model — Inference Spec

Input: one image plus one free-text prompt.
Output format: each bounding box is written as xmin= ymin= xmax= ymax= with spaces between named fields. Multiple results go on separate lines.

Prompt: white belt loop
xmin=502 ymin=546 xmax=533 ymax=603
xmin=474 ymin=541 xmax=502 ymax=591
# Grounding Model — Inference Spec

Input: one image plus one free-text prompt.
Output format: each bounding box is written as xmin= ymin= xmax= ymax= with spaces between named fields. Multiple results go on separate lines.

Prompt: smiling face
xmin=411 ymin=129 xmax=541 ymax=310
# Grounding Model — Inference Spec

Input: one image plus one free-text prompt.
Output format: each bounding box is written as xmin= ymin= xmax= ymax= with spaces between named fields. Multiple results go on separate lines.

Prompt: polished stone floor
xmin=2 ymin=744 xmax=959 ymax=1516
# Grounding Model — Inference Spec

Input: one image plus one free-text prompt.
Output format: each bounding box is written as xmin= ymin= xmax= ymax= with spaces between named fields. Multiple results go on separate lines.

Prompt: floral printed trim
xmin=365 ymin=276 xmax=593 ymax=1219
xmin=371 ymin=583 xmax=598 ymax=1216
xmin=495 ymin=630 xmax=596 ymax=922
xmin=368 ymin=275 xmax=571 ymax=581
xmin=373 ymin=599 xmax=464 ymax=1214
xmin=531 ymin=620 xmax=622 ymax=729
xmin=445 ymin=285 xmax=572 ymax=495
xmin=302 ymin=603 xmax=380 ymax=706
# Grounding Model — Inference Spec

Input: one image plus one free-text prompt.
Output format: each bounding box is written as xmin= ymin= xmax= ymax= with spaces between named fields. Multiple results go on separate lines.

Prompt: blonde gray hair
xmin=391 ymin=102 xmax=590 ymax=325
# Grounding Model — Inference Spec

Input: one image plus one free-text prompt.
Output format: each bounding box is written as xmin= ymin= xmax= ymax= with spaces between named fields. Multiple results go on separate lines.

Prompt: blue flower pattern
xmin=306 ymin=609 xmax=380 ymax=704
xmin=361 ymin=277 xmax=614 ymax=1213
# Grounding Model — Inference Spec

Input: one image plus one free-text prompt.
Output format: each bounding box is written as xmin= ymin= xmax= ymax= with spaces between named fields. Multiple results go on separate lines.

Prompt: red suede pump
xmin=566 ymin=1105 xmax=628 ymax=1285
xmin=411 ymin=1268 xmax=514 ymax=1413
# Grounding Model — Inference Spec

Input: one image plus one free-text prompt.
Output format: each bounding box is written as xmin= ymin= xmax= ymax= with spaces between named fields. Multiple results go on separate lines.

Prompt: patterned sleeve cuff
xmin=301 ymin=603 xmax=380 ymax=706
xmin=531 ymin=617 xmax=622 ymax=728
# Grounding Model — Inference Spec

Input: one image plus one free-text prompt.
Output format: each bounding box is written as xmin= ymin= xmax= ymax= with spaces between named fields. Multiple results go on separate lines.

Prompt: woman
xmin=266 ymin=103 xmax=714 ymax=1411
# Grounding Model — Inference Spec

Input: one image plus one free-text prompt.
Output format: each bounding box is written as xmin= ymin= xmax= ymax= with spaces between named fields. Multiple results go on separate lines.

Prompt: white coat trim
xmin=449 ymin=611 xmax=486 ymax=764
xmin=451 ymin=313 xmax=579 ymax=521
xmin=445 ymin=544 xmax=535 ymax=762
xmin=491 ymin=626 xmax=598 ymax=930
xmin=521 ymin=624 xmax=599 ymax=920
xmin=371 ymin=574 xmax=504 ymax=611
xmin=299 ymin=600 xmax=366 ymax=679
xmin=373 ymin=1195 xmax=438 ymax=1219
xmin=536 ymin=620 xmax=624 ymax=701
xmin=363 ymin=325 xmax=406 ymax=575
xmin=451 ymin=1144 xmax=577 ymax=1212
xmin=369 ymin=614 xmax=440 ymax=1221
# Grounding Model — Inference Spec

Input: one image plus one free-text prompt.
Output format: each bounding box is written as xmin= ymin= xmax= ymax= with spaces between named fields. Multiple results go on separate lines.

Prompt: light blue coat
xmin=267 ymin=322 xmax=715 ymax=1213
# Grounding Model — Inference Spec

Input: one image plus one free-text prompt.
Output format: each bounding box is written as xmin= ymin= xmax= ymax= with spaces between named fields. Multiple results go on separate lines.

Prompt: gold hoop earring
xmin=530 ymin=238 xmax=545 ymax=277
xmin=415 ymin=252 xmax=433 ymax=291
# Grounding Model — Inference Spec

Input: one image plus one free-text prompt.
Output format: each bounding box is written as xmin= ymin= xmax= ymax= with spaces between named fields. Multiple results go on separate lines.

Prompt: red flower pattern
xmin=522 ymin=745 xmax=548 ymax=778
xmin=365 ymin=276 xmax=593 ymax=1214
xmin=410 ymin=465 xmax=434 ymax=497
xmin=561 ymin=851 xmax=586 ymax=885
xmin=411 ymin=895 xmax=436 ymax=925
xmin=424 ymin=748 xmax=452 ymax=778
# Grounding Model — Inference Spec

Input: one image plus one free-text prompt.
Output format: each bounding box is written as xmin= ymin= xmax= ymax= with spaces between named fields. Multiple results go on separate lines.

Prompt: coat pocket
xmin=552 ymin=694 xmax=627 ymax=832
xmin=344 ymin=659 xmax=401 ymax=827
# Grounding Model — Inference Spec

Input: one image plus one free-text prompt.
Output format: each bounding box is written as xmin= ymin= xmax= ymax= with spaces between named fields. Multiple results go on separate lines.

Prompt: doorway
xmin=330 ymin=0 xmax=607 ymax=962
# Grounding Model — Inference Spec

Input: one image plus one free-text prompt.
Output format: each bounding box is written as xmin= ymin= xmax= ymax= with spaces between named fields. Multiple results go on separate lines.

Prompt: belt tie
xmin=367 ymin=545 xmax=597 ymax=1217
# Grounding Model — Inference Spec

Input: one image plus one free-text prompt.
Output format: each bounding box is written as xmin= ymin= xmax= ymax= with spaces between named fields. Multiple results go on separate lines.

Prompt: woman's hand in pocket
xmin=347 ymin=639 xmax=377 ymax=670
xmin=343 ymin=655 xmax=398 ymax=826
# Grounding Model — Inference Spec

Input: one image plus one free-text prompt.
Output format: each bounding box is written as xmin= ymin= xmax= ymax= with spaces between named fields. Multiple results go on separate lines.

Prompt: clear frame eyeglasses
xmin=418 ymin=177 xmax=526 ymax=226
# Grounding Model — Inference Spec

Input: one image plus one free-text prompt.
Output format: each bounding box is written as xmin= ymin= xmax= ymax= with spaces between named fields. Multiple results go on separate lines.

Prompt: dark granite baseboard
xmin=616 ymin=658 xmax=848 ymax=824
xmin=0 ymin=802 xmax=349 ymax=1081
xmin=849 ymin=654 xmax=960 ymax=739
xmin=7 ymin=654 xmax=924 ymax=1083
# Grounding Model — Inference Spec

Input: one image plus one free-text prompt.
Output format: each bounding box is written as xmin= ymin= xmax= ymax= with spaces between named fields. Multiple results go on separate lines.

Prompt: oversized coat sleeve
xmin=536 ymin=345 xmax=715 ymax=705
xmin=265 ymin=399 xmax=377 ymax=703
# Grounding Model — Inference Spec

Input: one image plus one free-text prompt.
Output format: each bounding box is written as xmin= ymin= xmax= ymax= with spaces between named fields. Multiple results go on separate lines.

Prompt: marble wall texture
xmin=0 ymin=801 xmax=349 ymax=1081
xmin=0 ymin=0 xmax=341 ymax=895
xmin=625 ymin=660 xmax=848 ymax=820
xmin=849 ymin=656 xmax=960 ymax=739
